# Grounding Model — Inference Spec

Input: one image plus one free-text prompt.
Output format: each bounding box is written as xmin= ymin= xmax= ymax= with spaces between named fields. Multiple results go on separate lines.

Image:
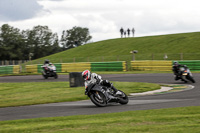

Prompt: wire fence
xmin=1 ymin=53 xmax=200 ymax=66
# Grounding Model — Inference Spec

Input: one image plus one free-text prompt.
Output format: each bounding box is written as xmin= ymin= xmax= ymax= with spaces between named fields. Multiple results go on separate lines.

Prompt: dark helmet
xmin=44 ymin=59 xmax=50 ymax=64
xmin=173 ymin=61 xmax=179 ymax=66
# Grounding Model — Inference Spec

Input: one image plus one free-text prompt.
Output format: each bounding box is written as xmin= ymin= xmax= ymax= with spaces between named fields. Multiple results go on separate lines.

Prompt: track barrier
xmin=0 ymin=65 xmax=20 ymax=74
xmin=2 ymin=60 xmax=200 ymax=74
xmin=131 ymin=60 xmax=172 ymax=71
xmin=25 ymin=61 xmax=126 ymax=73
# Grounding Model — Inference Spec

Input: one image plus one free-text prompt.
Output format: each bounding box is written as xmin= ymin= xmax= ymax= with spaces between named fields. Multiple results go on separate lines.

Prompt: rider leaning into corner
xmin=172 ymin=61 xmax=187 ymax=81
xmin=82 ymin=70 xmax=122 ymax=96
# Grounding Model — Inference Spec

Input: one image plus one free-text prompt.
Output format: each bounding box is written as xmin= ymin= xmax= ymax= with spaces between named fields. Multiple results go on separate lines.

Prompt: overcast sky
xmin=0 ymin=0 xmax=200 ymax=42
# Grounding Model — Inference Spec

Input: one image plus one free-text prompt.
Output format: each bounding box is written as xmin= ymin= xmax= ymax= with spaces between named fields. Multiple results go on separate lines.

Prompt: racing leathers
xmin=172 ymin=64 xmax=185 ymax=81
xmin=84 ymin=73 xmax=119 ymax=95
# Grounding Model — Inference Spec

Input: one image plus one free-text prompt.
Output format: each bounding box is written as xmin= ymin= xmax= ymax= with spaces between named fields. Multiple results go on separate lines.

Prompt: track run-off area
xmin=0 ymin=73 xmax=200 ymax=121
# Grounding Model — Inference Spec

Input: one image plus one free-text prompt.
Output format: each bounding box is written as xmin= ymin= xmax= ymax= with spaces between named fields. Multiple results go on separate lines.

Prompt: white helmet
xmin=82 ymin=70 xmax=91 ymax=81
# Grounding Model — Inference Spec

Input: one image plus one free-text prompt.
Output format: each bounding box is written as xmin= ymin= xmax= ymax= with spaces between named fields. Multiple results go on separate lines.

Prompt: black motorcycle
xmin=85 ymin=83 xmax=129 ymax=107
xmin=41 ymin=65 xmax=58 ymax=79
xmin=176 ymin=67 xmax=195 ymax=83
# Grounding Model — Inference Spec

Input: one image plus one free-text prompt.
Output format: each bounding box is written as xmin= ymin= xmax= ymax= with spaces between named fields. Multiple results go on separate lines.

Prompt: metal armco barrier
xmin=0 ymin=65 xmax=20 ymax=74
xmin=25 ymin=61 xmax=126 ymax=73
xmin=62 ymin=62 xmax=91 ymax=72
xmin=174 ymin=60 xmax=200 ymax=71
xmin=131 ymin=60 xmax=172 ymax=71
xmin=91 ymin=61 xmax=126 ymax=71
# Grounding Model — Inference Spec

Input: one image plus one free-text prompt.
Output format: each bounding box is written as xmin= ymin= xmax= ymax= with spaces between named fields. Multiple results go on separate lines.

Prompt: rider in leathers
xmin=172 ymin=61 xmax=187 ymax=81
xmin=82 ymin=70 xmax=122 ymax=95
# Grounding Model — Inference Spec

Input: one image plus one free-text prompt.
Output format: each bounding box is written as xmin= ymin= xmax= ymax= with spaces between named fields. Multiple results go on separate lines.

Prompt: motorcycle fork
xmin=95 ymin=91 xmax=102 ymax=99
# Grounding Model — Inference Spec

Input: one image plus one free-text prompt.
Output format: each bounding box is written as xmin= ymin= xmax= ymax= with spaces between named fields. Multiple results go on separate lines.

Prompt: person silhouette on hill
xmin=132 ymin=28 xmax=135 ymax=37
xmin=127 ymin=28 xmax=130 ymax=37
xmin=120 ymin=27 xmax=124 ymax=38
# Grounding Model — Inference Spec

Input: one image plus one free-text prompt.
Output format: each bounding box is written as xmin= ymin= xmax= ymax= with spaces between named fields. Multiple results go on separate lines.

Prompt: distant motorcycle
xmin=41 ymin=64 xmax=58 ymax=79
xmin=85 ymin=83 xmax=129 ymax=107
xmin=175 ymin=66 xmax=195 ymax=83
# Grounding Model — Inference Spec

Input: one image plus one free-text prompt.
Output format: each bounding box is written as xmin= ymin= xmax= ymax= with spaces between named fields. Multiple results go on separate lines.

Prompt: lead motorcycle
xmin=85 ymin=83 xmax=129 ymax=107
xmin=176 ymin=66 xmax=195 ymax=83
xmin=41 ymin=64 xmax=58 ymax=79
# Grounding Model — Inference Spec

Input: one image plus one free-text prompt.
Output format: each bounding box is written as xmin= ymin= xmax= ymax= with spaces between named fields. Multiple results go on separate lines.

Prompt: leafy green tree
xmin=0 ymin=24 xmax=25 ymax=60
xmin=24 ymin=25 xmax=61 ymax=59
xmin=0 ymin=24 xmax=93 ymax=61
xmin=61 ymin=26 xmax=92 ymax=49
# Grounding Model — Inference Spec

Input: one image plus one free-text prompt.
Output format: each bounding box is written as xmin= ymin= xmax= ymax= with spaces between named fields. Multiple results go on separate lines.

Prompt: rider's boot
xmin=112 ymin=86 xmax=122 ymax=96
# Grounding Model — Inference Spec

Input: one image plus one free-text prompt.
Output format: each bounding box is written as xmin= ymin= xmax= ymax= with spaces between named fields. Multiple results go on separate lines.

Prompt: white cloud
xmin=0 ymin=0 xmax=200 ymax=42
xmin=0 ymin=0 xmax=46 ymax=21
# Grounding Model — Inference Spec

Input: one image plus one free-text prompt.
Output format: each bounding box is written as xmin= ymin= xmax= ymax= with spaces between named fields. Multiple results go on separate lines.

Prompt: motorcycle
xmin=176 ymin=66 xmax=195 ymax=83
xmin=41 ymin=65 xmax=58 ymax=79
xmin=85 ymin=83 xmax=129 ymax=107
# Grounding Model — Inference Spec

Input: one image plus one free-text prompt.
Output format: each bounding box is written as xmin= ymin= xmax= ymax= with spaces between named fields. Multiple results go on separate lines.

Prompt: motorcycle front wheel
xmin=90 ymin=91 xmax=107 ymax=107
xmin=187 ymin=75 xmax=195 ymax=83
xmin=42 ymin=74 xmax=48 ymax=79
xmin=118 ymin=90 xmax=129 ymax=105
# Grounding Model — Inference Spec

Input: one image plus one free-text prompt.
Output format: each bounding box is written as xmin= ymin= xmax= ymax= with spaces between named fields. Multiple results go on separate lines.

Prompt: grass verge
xmin=1 ymin=106 xmax=200 ymax=133
xmin=0 ymin=81 xmax=160 ymax=107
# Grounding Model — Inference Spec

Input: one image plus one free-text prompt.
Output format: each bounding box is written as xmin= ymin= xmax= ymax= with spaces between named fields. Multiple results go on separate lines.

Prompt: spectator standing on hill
xmin=132 ymin=28 xmax=135 ymax=37
xmin=127 ymin=28 xmax=130 ymax=37
xmin=124 ymin=31 xmax=126 ymax=38
xmin=120 ymin=27 xmax=124 ymax=38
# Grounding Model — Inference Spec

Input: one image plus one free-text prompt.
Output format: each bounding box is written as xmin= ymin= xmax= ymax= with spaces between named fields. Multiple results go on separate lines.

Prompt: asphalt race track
xmin=0 ymin=73 xmax=200 ymax=121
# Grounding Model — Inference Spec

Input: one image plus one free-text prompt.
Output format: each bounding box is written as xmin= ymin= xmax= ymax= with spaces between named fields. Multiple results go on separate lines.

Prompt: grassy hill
xmin=29 ymin=32 xmax=200 ymax=64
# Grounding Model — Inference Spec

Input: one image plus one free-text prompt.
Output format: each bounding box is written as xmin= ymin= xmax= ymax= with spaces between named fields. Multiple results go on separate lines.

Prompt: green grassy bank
xmin=25 ymin=32 xmax=200 ymax=65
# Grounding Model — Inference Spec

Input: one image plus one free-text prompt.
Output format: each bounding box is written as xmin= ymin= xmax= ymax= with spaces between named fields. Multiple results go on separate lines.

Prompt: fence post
xmin=132 ymin=53 xmax=135 ymax=61
xmin=117 ymin=55 xmax=119 ymax=61
xmin=180 ymin=53 xmax=183 ymax=60
xmin=152 ymin=53 xmax=154 ymax=60
xmin=73 ymin=57 xmax=76 ymax=62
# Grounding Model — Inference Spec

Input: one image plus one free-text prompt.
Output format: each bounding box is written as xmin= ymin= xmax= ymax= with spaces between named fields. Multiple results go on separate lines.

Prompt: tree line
xmin=0 ymin=24 xmax=92 ymax=60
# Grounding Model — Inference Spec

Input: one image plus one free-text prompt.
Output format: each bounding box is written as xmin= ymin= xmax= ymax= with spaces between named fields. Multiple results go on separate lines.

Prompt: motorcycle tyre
xmin=118 ymin=90 xmax=129 ymax=105
xmin=187 ymin=75 xmax=195 ymax=83
xmin=42 ymin=74 xmax=48 ymax=79
xmin=90 ymin=91 xmax=107 ymax=107
xmin=54 ymin=73 xmax=58 ymax=79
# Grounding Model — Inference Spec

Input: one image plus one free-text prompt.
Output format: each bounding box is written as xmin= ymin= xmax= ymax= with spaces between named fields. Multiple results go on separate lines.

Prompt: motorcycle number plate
xmin=182 ymin=73 xmax=187 ymax=75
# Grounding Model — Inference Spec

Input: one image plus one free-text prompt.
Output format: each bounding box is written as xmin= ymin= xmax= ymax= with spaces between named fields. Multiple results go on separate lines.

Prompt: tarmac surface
xmin=0 ymin=73 xmax=200 ymax=121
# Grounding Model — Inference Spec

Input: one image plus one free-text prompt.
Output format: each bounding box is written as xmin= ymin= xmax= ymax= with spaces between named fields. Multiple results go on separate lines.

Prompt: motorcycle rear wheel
xmin=90 ymin=91 xmax=107 ymax=107
xmin=54 ymin=73 xmax=58 ymax=79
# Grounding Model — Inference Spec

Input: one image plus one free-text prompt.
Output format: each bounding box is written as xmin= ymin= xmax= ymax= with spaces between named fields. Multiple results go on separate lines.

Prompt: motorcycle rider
xmin=82 ymin=70 xmax=122 ymax=96
xmin=48 ymin=63 xmax=56 ymax=72
xmin=172 ymin=61 xmax=186 ymax=81
xmin=42 ymin=59 xmax=55 ymax=74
